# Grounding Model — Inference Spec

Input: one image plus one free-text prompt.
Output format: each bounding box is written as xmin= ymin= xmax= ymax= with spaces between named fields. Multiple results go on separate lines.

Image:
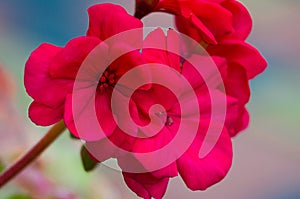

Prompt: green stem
xmin=0 ymin=120 xmax=66 ymax=188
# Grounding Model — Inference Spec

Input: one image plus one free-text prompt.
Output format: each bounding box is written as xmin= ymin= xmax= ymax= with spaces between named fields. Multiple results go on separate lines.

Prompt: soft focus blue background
xmin=0 ymin=0 xmax=299 ymax=198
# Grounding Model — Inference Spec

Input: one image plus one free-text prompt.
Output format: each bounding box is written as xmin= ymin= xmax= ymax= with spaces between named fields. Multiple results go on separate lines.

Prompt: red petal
xmin=175 ymin=16 xmax=217 ymax=45
xmin=207 ymin=41 xmax=267 ymax=79
xmin=64 ymin=88 xmax=116 ymax=141
xmin=49 ymin=36 xmax=101 ymax=80
xmin=123 ymin=172 xmax=169 ymax=199
xmin=95 ymin=89 xmax=117 ymax=136
xmin=221 ymin=0 xmax=252 ymax=40
xmin=175 ymin=0 xmax=235 ymax=44
xmin=190 ymin=0 xmax=234 ymax=39
xmin=25 ymin=43 xmax=73 ymax=108
xmin=87 ymin=4 xmax=143 ymax=41
xmin=177 ymin=128 xmax=232 ymax=190
xmin=29 ymin=101 xmax=64 ymax=126
xmin=224 ymin=63 xmax=250 ymax=104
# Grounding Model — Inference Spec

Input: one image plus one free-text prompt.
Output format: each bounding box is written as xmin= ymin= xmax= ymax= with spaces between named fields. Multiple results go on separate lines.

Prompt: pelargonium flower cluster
xmin=24 ymin=1 xmax=266 ymax=199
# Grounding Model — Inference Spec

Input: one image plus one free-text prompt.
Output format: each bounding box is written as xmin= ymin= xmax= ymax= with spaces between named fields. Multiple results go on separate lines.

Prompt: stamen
xmin=97 ymin=69 xmax=116 ymax=91
xmin=166 ymin=116 xmax=174 ymax=126
xmin=100 ymin=76 xmax=106 ymax=83
xmin=155 ymin=112 xmax=174 ymax=126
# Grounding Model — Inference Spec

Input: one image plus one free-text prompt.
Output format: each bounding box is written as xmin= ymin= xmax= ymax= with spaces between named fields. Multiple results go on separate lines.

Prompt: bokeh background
xmin=0 ymin=0 xmax=299 ymax=198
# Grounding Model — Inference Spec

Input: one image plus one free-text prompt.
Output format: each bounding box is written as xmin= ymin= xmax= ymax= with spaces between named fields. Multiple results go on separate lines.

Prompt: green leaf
xmin=80 ymin=145 xmax=98 ymax=172
xmin=7 ymin=194 xmax=32 ymax=199
xmin=0 ymin=160 xmax=5 ymax=173
xmin=69 ymin=131 xmax=80 ymax=140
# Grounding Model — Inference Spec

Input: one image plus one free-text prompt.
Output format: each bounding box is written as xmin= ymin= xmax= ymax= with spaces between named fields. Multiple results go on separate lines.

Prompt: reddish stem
xmin=0 ymin=121 xmax=66 ymax=188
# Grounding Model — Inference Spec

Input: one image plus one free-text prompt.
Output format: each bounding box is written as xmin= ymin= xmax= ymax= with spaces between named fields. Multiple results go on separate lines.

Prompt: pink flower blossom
xmin=134 ymin=0 xmax=268 ymax=136
xmin=136 ymin=0 xmax=252 ymax=44
xmin=86 ymin=28 xmax=239 ymax=198
xmin=116 ymin=28 xmax=236 ymax=198
xmin=24 ymin=2 xmax=267 ymax=199
xmin=25 ymin=4 xmax=143 ymax=129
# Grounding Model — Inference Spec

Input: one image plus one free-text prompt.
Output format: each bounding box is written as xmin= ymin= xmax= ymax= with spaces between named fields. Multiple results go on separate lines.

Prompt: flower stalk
xmin=134 ymin=0 xmax=160 ymax=19
xmin=0 ymin=121 xmax=66 ymax=188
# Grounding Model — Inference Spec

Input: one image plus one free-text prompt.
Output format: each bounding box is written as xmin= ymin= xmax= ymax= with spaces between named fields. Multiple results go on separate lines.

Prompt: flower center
xmin=97 ymin=70 xmax=116 ymax=92
xmin=166 ymin=116 xmax=174 ymax=126
xmin=156 ymin=111 xmax=174 ymax=126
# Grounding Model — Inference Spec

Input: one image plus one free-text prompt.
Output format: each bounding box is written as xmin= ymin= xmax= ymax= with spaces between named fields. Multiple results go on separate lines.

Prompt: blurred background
xmin=0 ymin=0 xmax=299 ymax=198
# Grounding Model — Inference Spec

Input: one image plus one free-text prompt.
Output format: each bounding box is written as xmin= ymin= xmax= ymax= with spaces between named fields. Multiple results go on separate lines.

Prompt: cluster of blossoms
xmin=24 ymin=1 xmax=266 ymax=199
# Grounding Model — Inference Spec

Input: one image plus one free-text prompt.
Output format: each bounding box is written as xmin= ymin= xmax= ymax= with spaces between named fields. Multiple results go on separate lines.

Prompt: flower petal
xmin=191 ymin=0 xmax=234 ymax=38
xmin=25 ymin=43 xmax=73 ymax=108
xmin=123 ymin=172 xmax=170 ymax=199
xmin=64 ymin=88 xmax=116 ymax=141
xmin=49 ymin=36 xmax=101 ymax=80
xmin=223 ymin=63 xmax=250 ymax=136
xmin=175 ymin=15 xmax=217 ymax=45
xmin=29 ymin=101 xmax=64 ymax=126
xmin=181 ymin=54 xmax=227 ymax=91
xmin=95 ymin=89 xmax=117 ymax=137
xmin=174 ymin=0 xmax=235 ymax=44
xmin=221 ymin=0 xmax=252 ymax=40
xmin=131 ymin=127 xmax=177 ymax=169
xmin=87 ymin=4 xmax=143 ymax=42
xmin=207 ymin=41 xmax=267 ymax=79
xmin=177 ymin=128 xmax=232 ymax=190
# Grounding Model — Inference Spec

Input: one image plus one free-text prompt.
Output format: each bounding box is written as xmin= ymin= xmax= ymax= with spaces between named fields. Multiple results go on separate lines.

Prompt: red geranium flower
xmin=87 ymin=28 xmax=238 ymax=199
xmin=25 ymin=4 xmax=143 ymax=129
xmin=135 ymin=0 xmax=267 ymax=136
xmin=136 ymin=0 xmax=252 ymax=44
xmin=24 ymin=2 xmax=267 ymax=199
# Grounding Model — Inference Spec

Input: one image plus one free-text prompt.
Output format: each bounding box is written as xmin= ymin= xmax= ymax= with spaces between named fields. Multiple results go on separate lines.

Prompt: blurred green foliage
xmin=7 ymin=194 xmax=31 ymax=199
